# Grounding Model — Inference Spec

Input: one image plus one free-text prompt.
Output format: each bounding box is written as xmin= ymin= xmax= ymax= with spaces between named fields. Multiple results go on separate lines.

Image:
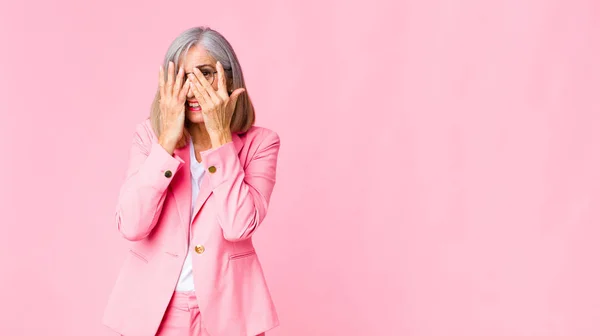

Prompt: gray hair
xmin=150 ymin=26 xmax=255 ymax=148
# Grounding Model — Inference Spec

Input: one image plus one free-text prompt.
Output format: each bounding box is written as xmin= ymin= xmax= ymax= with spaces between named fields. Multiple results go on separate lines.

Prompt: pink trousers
xmin=155 ymin=291 xmax=265 ymax=336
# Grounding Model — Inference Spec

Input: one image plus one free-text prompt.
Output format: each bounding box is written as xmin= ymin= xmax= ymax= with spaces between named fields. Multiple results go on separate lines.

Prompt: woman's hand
xmin=188 ymin=61 xmax=246 ymax=147
xmin=158 ymin=61 xmax=190 ymax=153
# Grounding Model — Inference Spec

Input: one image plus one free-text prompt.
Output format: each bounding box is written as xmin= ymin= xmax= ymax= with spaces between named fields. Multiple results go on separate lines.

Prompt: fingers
xmin=178 ymin=79 xmax=191 ymax=102
xmin=216 ymin=61 xmax=228 ymax=96
xmin=166 ymin=61 xmax=175 ymax=94
xmin=173 ymin=66 xmax=184 ymax=97
xmin=229 ymin=88 xmax=246 ymax=106
xmin=193 ymin=68 xmax=220 ymax=101
xmin=188 ymin=73 xmax=213 ymax=105
xmin=189 ymin=78 xmax=209 ymax=108
xmin=159 ymin=65 xmax=166 ymax=98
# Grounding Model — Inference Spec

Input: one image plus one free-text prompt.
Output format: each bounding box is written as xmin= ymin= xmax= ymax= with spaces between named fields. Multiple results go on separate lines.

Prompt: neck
xmin=189 ymin=123 xmax=212 ymax=151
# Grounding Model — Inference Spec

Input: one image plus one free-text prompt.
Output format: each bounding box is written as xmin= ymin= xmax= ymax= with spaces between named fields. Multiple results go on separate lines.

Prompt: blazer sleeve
xmin=199 ymin=129 xmax=280 ymax=242
xmin=115 ymin=123 xmax=184 ymax=241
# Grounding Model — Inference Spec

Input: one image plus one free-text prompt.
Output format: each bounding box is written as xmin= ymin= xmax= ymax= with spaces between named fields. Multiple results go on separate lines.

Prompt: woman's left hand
xmin=188 ymin=61 xmax=246 ymax=144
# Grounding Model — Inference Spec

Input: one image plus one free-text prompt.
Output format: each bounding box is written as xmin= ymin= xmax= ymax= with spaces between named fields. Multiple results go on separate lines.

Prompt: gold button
xmin=164 ymin=170 xmax=173 ymax=178
xmin=194 ymin=245 xmax=205 ymax=254
xmin=208 ymin=166 xmax=217 ymax=173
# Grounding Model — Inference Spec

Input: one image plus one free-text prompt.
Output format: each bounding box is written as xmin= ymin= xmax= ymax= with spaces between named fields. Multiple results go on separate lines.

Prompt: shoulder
xmin=238 ymin=126 xmax=280 ymax=155
xmin=237 ymin=126 xmax=280 ymax=165
xmin=139 ymin=118 xmax=156 ymax=138
xmin=131 ymin=118 xmax=158 ymax=145
xmin=240 ymin=126 xmax=280 ymax=146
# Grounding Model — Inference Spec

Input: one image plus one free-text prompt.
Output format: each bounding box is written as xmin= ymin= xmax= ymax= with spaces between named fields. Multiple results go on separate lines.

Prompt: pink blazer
xmin=102 ymin=119 xmax=280 ymax=336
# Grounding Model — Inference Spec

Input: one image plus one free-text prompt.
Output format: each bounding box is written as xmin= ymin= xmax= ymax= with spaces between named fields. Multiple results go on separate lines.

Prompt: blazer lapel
xmin=190 ymin=133 xmax=244 ymax=223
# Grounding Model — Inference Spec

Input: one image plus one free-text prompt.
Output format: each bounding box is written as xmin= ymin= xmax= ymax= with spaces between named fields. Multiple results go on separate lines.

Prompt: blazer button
xmin=208 ymin=166 xmax=217 ymax=174
xmin=194 ymin=245 xmax=205 ymax=254
xmin=164 ymin=170 xmax=173 ymax=178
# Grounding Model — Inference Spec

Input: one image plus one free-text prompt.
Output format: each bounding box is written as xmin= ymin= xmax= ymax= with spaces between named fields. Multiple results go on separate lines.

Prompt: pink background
xmin=1 ymin=0 xmax=600 ymax=335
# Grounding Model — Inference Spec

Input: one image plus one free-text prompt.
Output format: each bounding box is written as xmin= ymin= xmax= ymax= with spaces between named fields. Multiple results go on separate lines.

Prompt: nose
xmin=186 ymin=88 xmax=194 ymax=98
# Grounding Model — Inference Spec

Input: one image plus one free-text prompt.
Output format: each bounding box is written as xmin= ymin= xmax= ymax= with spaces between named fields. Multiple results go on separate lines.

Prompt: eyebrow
xmin=185 ymin=64 xmax=215 ymax=75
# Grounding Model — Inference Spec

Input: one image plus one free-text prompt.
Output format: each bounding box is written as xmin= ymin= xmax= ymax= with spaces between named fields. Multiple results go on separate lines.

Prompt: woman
xmin=102 ymin=26 xmax=280 ymax=336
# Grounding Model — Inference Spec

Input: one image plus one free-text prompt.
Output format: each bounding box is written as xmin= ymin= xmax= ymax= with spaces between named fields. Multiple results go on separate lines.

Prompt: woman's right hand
xmin=158 ymin=61 xmax=190 ymax=154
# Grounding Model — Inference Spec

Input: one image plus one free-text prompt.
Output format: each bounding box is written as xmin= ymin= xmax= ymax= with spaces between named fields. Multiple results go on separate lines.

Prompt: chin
xmin=186 ymin=111 xmax=205 ymax=124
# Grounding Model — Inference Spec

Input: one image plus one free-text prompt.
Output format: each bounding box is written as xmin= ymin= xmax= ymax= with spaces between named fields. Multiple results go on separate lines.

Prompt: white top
xmin=174 ymin=141 xmax=206 ymax=292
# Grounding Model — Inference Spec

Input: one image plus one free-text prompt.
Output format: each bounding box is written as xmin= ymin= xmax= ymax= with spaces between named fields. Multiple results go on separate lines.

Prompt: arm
xmin=115 ymin=123 xmax=184 ymax=241
xmin=200 ymin=130 xmax=280 ymax=242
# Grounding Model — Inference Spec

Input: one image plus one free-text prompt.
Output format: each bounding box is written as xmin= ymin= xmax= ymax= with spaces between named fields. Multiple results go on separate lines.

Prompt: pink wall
xmin=1 ymin=0 xmax=600 ymax=335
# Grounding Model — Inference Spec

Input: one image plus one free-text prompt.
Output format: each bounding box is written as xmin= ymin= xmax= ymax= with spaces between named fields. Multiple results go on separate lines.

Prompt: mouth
xmin=186 ymin=101 xmax=202 ymax=112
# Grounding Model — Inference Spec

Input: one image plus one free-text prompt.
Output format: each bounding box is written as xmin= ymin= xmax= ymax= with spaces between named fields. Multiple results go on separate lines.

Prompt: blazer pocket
xmin=128 ymin=249 xmax=149 ymax=263
xmin=229 ymin=249 xmax=256 ymax=260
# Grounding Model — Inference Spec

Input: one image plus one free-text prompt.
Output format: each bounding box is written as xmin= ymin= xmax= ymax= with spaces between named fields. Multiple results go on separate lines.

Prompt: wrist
xmin=158 ymin=136 xmax=177 ymax=155
xmin=209 ymin=129 xmax=233 ymax=148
